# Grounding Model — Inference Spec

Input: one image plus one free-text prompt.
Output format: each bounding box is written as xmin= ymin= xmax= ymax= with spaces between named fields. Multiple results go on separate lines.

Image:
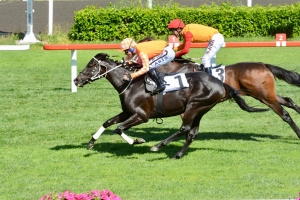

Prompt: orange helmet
xmin=167 ymin=19 xmax=185 ymax=29
xmin=120 ymin=38 xmax=137 ymax=51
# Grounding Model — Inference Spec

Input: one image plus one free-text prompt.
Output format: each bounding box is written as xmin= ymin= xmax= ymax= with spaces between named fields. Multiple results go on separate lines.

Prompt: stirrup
xmin=151 ymin=85 xmax=165 ymax=95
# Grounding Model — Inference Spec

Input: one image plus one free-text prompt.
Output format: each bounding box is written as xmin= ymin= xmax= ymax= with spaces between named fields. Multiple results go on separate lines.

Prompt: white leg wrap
xmin=92 ymin=126 xmax=105 ymax=140
xmin=120 ymin=132 xmax=134 ymax=145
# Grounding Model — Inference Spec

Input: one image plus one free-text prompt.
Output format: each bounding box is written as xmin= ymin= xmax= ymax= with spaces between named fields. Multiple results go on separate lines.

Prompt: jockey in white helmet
xmin=120 ymin=38 xmax=175 ymax=95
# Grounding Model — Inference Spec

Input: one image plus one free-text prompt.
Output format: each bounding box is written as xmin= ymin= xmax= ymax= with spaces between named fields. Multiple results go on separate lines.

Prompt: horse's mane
xmin=95 ymin=53 xmax=138 ymax=73
xmin=95 ymin=53 xmax=109 ymax=60
xmin=95 ymin=53 xmax=122 ymax=65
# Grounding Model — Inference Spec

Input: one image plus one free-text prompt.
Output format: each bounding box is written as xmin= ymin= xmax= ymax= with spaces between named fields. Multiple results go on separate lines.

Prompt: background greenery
xmin=70 ymin=2 xmax=300 ymax=41
xmin=1 ymin=44 xmax=300 ymax=199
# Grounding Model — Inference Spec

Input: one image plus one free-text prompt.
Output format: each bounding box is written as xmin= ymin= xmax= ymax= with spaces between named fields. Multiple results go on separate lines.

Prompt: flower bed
xmin=40 ymin=189 xmax=121 ymax=200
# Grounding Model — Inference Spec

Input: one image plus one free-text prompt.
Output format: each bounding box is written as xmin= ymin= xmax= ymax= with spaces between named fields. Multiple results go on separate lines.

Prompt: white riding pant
xmin=149 ymin=46 xmax=175 ymax=71
xmin=202 ymin=33 xmax=224 ymax=68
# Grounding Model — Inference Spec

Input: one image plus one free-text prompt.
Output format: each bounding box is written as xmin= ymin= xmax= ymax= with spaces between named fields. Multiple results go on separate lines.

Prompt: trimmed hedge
xmin=69 ymin=2 xmax=300 ymax=41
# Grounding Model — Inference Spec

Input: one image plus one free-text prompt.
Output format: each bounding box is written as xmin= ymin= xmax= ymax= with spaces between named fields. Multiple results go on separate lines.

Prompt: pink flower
xmin=296 ymin=192 xmax=300 ymax=200
xmin=41 ymin=189 xmax=121 ymax=200
xmin=101 ymin=189 xmax=121 ymax=200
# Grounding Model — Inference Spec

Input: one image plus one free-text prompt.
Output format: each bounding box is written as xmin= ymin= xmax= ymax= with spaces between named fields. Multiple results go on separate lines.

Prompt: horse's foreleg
xmin=276 ymin=95 xmax=300 ymax=114
xmin=114 ymin=113 xmax=148 ymax=145
xmin=87 ymin=112 xmax=130 ymax=150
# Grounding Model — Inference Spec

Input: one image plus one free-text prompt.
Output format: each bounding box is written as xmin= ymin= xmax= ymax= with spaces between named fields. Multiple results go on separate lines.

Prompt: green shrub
xmin=69 ymin=2 xmax=300 ymax=41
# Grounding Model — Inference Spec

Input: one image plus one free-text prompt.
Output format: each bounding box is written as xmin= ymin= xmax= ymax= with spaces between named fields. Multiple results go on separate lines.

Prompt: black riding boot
xmin=148 ymin=69 xmax=166 ymax=95
xmin=204 ymin=66 xmax=212 ymax=75
xmin=195 ymin=63 xmax=205 ymax=71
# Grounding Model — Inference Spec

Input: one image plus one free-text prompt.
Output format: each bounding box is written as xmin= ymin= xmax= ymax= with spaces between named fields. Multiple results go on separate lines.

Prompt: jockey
xmin=167 ymin=18 xmax=224 ymax=75
xmin=120 ymin=38 xmax=175 ymax=95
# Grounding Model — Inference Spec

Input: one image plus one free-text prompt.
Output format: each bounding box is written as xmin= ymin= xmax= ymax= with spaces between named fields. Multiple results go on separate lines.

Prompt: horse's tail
xmin=265 ymin=64 xmax=300 ymax=87
xmin=223 ymin=83 xmax=269 ymax=112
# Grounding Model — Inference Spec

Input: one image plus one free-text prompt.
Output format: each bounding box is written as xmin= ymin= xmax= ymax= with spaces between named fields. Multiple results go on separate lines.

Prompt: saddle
xmin=144 ymin=72 xmax=189 ymax=94
xmin=144 ymin=72 xmax=189 ymax=121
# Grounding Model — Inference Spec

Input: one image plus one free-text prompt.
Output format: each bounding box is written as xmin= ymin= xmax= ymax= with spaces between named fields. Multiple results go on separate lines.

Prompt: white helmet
xmin=120 ymin=38 xmax=137 ymax=51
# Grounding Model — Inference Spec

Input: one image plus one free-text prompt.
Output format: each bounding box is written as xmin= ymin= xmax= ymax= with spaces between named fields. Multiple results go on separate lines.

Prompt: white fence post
xmin=71 ymin=50 xmax=77 ymax=93
xmin=148 ymin=0 xmax=152 ymax=8
xmin=19 ymin=0 xmax=40 ymax=43
xmin=48 ymin=0 xmax=53 ymax=35
xmin=247 ymin=0 xmax=252 ymax=7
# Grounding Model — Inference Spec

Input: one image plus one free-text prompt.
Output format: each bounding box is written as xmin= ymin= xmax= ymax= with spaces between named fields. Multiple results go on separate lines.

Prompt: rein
xmin=89 ymin=57 xmax=132 ymax=95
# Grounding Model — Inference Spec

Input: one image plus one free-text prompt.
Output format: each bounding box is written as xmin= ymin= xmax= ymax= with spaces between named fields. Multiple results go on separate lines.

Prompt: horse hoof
xmin=173 ymin=153 xmax=183 ymax=159
xmin=133 ymin=138 xmax=146 ymax=144
xmin=87 ymin=138 xmax=96 ymax=150
xmin=150 ymin=146 xmax=159 ymax=152
xmin=87 ymin=143 xmax=94 ymax=150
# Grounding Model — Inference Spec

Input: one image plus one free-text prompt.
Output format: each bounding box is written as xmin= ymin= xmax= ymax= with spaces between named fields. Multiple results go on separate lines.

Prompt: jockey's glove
xmin=123 ymin=73 xmax=132 ymax=82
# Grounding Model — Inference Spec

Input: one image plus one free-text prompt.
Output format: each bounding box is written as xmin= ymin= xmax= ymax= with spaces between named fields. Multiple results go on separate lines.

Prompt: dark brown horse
xmin=74 ymin=53 xmax=267 ymax=158
xmin=125 ymin=47 xmax=300 ymax=139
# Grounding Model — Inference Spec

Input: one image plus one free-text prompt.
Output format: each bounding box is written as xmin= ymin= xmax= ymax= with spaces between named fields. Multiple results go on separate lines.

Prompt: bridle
xmin=79 ymin=56 xmax=132 ymax=95
xmin=78 ymin=57 xmax=121 ymax=81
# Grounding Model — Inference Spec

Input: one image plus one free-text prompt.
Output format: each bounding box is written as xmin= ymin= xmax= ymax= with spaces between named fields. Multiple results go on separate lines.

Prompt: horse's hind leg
xmin=150 ymin=111 xmax=200 ymax=152
xmin=266 ymin=100 xmax=300 ymax=139
xmin=173 ymin=117 xmax=201 ymax=159
xmin=151 ymin=112 xmax=202 ymax=159
xmin=173 ymin=129 xmax=196 ymax=159
xmin=151 ymin=124 xmax=195 ymax=159
xmin=276 ymin=95 xmax=300 ymax=114
xmin=150 ymin=129 xmax=186 ymax=152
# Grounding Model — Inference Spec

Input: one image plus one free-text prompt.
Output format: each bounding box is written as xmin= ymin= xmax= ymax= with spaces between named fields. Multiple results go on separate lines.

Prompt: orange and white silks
xmin=130 ymin=40 xmax=175 ymax=79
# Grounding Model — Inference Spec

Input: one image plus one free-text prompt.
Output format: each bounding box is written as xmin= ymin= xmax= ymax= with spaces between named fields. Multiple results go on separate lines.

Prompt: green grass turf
xmin=0 ymin=46 xmax=300 ymax=199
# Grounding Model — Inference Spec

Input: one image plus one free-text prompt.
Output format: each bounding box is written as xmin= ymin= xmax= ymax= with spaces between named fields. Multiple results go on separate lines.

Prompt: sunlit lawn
xmin=0 ymin=45 xmax=300 ymax=199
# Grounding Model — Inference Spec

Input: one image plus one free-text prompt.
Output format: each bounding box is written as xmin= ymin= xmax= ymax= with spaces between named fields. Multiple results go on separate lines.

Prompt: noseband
xmin=79 ymin=57 xmax=124 ymax=82
xmin=77 ymin=57 xmax=104 ymax=84
xmin=89 ymin=57 xmax=106 ymax=81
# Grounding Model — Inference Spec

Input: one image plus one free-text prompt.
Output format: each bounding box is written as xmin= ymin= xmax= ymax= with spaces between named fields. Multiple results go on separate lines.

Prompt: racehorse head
xmin=74 ymin=53 xmax=118 ymax=87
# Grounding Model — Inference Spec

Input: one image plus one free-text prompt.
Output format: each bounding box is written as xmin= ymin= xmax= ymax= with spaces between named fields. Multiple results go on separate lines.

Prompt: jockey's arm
xmin=174 ymin=31 xmax=193 ymax=58
xmin=129 ymin=52 xmax=149 ymax=79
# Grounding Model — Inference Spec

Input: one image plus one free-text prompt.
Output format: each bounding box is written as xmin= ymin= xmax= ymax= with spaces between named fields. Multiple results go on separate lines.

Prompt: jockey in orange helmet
xmin=167 ymin=18 xmax=224 ymax=75
xmin=120 ymin=38 xmax=175 ymax=95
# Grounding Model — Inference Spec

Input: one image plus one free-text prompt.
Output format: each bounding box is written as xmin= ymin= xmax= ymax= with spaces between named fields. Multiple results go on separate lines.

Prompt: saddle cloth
xmin=145 ymin=73 xmax=189 ymax=94
xmin=211 ymin=64 xmax=226 ymax=83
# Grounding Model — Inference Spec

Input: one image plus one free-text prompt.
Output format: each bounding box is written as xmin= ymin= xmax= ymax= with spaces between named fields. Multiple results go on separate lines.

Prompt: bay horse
xmin=74 ymin=53 xmax=267 ymax=158
xmin=125 ymin=49 xmax=300 ymax=140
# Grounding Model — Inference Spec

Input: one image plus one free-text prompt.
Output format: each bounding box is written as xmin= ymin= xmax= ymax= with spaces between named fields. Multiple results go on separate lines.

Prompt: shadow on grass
xmin=89 ymin=143 xmax=248 ymax=159
xmin=50 ymin=141 xmax=245 ymax=159
xmin=53 ymin=87 xmax=70 ymax=91
xmin=120 ymin=128 xmax=281 ymax=142
xmin=49 ymin=127 xmax=283 ymax=158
